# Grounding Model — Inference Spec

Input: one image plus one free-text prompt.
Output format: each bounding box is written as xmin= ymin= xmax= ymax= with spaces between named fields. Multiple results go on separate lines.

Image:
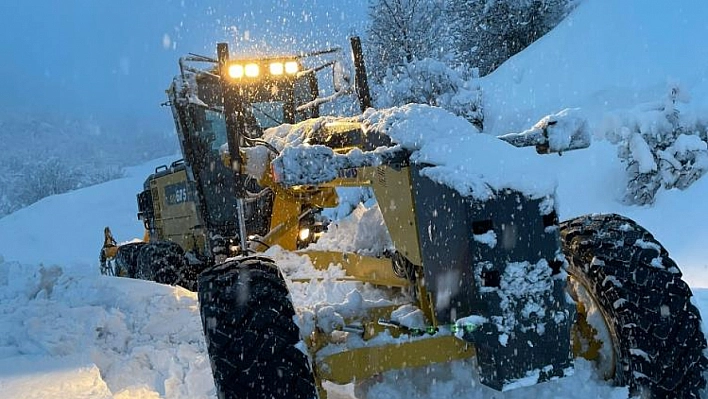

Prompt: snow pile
xmin=264 ymin=102 xmax=563 ymax=200
xmin=362 ymin=358 xmax=628 ymax=399
xmin=272 ymin=144 xmax=384 ymax=187
xmin=266 ymin=103 xmax=559 ymax=201
xmin=260 ymin=116 xmax=389 ymax=186
xmin=309 ymin=202 xmax=393 ymax=256
xmin=261 ymin=116 xmax=362 ymax=151
xmin=499 ymin=108 xmax=591 ymax=153
xmin=322 ymin=187 xmax=375 ymax=221
xmin=261 ymin=245 xmax=410 ymax=362
xmin=0 ymin=259 xmax=215 ymax=399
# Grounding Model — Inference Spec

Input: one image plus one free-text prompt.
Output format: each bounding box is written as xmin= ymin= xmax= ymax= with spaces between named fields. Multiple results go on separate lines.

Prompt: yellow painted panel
xmin=371 ymin=166 xmax=422 ymax=266
xmin=300 ymin=250 xmax=410 ymax=287
xmin=317 ymin=335 xmax=475 ymax=384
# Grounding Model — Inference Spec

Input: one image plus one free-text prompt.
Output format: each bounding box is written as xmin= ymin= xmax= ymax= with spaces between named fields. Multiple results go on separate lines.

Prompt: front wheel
xmin=561 ymin=214 xmax=707 ymax=398
xmin=198 ymin=256 xmax=317 ymax=399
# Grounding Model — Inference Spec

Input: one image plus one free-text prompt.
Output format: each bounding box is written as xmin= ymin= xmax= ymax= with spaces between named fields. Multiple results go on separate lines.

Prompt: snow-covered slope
xmin=481 ymin=0 xmax=708 ymax=137
xmin=0 ymin=156 xmax=176 ymax=268
xmin=1 ymin=0 xmax=708 ymax=398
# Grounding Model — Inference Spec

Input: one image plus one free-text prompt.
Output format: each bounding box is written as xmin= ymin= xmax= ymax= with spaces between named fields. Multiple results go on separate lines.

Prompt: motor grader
xmin=101 ymin=38 xmax=707 ymax=398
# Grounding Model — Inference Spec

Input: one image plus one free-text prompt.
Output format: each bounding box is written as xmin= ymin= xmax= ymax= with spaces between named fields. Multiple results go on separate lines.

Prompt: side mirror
xmin=498 ymin=108 xmax=591 ymax=154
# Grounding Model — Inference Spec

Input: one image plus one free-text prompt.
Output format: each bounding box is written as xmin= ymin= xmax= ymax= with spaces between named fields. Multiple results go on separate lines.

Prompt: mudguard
xmin=410 ymin=164 xmax=575 ymax=391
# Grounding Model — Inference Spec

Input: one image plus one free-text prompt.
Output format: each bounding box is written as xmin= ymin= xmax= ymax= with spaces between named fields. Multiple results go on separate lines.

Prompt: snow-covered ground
xmin=2 ymin=147 xmax=707 ymax=399
xmin=2 ymin=0 xmax=708 ymax=398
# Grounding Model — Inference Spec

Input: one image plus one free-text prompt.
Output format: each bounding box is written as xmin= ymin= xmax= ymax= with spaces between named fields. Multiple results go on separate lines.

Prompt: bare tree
xmin=366 ymin=0 xmax=450 ymax=83
xmin=448 ymin=0 xmax=573 ymax=75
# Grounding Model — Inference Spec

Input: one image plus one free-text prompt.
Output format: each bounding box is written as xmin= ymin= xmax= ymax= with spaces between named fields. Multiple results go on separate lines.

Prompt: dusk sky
xmin=0 ymin=0 xmax=367 ymax=129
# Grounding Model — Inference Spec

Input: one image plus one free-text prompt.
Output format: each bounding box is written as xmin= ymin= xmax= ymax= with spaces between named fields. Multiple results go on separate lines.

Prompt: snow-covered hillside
xmin=481 ymin=0 xmax=708 ymax=137
xmin=1 ymin=0 xmax=708 ymax=398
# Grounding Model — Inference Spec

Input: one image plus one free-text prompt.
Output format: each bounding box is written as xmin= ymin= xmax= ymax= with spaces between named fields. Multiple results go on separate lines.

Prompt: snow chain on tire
xmin=198 ymin=256 xmax=317 ymax=399
xmin=113 ymin=242 xmax=144 ymax=277
xmin=136 ymin=241 xmax=188 ymax=288
xmin=560 ymin=214 xmax=707 ymax=398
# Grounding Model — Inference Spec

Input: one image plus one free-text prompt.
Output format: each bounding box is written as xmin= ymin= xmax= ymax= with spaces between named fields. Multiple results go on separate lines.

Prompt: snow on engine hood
xmin=264 ymin=104 xmax=558 ymax=201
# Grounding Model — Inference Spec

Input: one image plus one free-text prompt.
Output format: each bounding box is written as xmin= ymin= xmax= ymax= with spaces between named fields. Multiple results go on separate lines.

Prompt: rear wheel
xmin=113 ymin=242 xmax=145 ymax=277
xmin=198 ymin=256 xmax=317 ymax=399
xmin=561 ymin=214 xmax=707 ymax=398
xmin=136 ymin=241 xmax=188 ymax=287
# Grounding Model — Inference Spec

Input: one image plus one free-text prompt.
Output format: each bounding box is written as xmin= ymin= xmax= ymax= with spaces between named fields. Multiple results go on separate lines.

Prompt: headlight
xmin=244 ymin=63 xmax=260 ymax=78
xmin=269 ymin=62 xmax=284 ymax=75
xmin=227 ymin=64 xmax=244 ymax=79
xmin=298 ymin=228 xmax=311 ymax=242
xmin=284 ymin=61 xmax=299 ymax=75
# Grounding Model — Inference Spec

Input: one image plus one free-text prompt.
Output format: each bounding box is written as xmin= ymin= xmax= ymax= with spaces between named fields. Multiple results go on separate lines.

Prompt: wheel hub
xmin=569 ymin=278 xmax=616 ymax=380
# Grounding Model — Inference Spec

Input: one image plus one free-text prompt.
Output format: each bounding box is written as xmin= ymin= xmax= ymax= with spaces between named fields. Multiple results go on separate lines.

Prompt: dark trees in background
xmin=366 ymin=0 xmax=574 ymax=80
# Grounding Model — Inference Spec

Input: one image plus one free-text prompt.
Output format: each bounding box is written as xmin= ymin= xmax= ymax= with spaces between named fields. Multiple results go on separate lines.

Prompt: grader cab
xmin=102 ymin=38 xmax=707 ymax=399
xmin=100 ymin=40 xmax=359 ymax=288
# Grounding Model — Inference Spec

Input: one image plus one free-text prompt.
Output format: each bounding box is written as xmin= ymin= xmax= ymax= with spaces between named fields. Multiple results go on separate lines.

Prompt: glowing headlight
xmin=227 ymin=64 xmax=244 ymax=79
xmin=269 ymin=62 xmax=284 ymax=75
xmin=244 ymin=63 xmax=260 ymax=77
xmin=284 ymin=61 xmax=299 ymax=75
xmin=298 ymin=228 xmax=311 ymax=242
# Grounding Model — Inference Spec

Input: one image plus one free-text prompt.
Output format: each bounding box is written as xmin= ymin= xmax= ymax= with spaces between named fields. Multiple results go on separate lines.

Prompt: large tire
xmin=198 ymin=256 xmax=317 ymax=399
xmin=113 ymin=242 xmax=145 ymax=277
xmin=136 ymin=241 xmax=188 ymax=288
xmin=560 ymin=214 xmax=707 ymax=398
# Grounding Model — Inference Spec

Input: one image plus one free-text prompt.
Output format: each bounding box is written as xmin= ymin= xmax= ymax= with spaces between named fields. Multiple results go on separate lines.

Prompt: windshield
xmin=202 ymin=105 xmax=283 ymax=151
xmin=249 ymin=102 xmax=285 ymax=129
xmin=204 ymin=110 xmax=228 ymax=152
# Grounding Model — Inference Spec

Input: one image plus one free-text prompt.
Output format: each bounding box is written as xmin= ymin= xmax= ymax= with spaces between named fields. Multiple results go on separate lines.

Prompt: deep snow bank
xmin=0 ymin=258 xmax=214 ymax=399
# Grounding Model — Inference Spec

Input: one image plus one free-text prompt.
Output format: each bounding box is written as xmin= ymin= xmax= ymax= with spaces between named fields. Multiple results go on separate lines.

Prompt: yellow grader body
xmin=100 ymin=38 xmax=707 ymax=399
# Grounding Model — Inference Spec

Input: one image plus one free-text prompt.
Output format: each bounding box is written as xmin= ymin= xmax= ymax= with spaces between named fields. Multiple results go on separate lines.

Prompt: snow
xmin=390 ymin=305 xmax=427 ymax=331
xmin=309 ymin=202 xmax=393 ymax=257
xmin=499 ymin=108 xmax=591 ymax=153
xmin=0 ymin=156 xmax=176 ymax=267
xmin=473 ymin=231 xmax=497 ymax=248
xmin=268 ymin=104 xmax=558 ymax=200
xmin=488 ymin=259 xmax=562 ymax=337
xmin=362 ymin=104 xmax=557 ymax=200
xmin=629 ymin=132 xmax=658 ymax=173
xmin=0 ymin=260 xmax=213 ymax=399
xmin=1 ymin=0 xmax=708 ymax=398
xmin=481 ymin=0 xmax=708 ymax=137
xmin=4 ymin=150 xmax=707 ymax=398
